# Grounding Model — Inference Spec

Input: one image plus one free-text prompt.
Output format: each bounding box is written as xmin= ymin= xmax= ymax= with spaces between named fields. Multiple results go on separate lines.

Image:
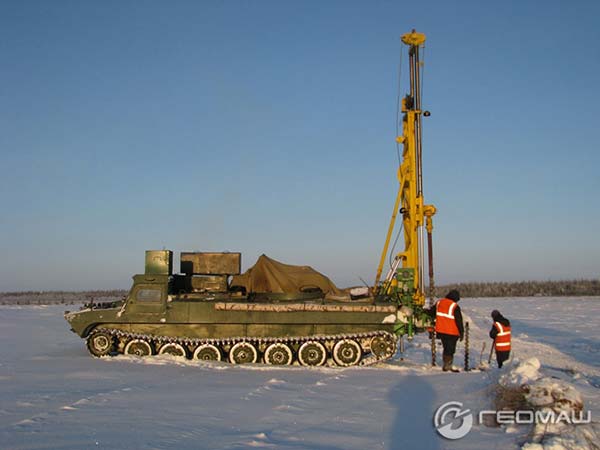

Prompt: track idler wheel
xmin=333 ymin=339 xmax=362 ymax=366
xmin=264 ymin=343 xmax=293 ymax=365
xmin=229 ymin=342 xmax=258 ymax=364
xmin=87 ymin=331 xmax=114 ymax=357
xmin=193 ymin=344 xmax=222 ymax=361
xmin=298 ymin=341 xmax=327 ymax=366
xmin=124 ymin=339 xmax=153 ymax=357
xmin=370 ymin=334 xmax=397 ymax=358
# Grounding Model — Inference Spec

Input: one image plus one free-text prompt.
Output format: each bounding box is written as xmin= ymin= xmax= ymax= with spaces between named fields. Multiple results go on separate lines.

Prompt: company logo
xmin=433 ymin=401 xmax=592 ymax=440
xmin=433 ymin=401 xmax=473 ymax=440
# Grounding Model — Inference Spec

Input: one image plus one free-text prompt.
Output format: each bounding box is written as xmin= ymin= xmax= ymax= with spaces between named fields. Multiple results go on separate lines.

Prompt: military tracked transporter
xmin=65 ymin=29 xmax=437 ymax=367
xmin=65 ymin=251 xmax=420 ymax=366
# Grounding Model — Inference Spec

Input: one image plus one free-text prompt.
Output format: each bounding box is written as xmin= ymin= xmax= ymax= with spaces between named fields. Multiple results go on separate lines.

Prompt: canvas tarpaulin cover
xmin=230 ymin=254 xmax=346 ymax=297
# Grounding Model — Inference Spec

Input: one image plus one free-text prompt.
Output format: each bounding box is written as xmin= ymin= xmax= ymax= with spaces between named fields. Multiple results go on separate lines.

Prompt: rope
xmin=388 ymin=221 xmax=404 ymax=268
xmin=464 ymin=322 xmax=470 ymax=371
xmin=420 ymin=44 xmax=425 ymax=113
xmin=388 ymin=41 xmax=406 ymax=270
xmin=431 ymin=330 xmax=436 ymax=366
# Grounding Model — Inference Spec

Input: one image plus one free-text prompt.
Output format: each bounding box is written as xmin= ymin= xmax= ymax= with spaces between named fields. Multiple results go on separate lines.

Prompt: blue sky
xmin=1 ymin=0 xmax=599 ymax=291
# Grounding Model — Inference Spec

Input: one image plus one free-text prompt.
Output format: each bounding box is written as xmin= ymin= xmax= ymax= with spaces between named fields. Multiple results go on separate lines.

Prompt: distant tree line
xmin=0 ymin=290 xmax=127 ymax=305
xmin=0 ymin=280 xmax=599 ymax=304
xmin=434 ymin=279 xmax=600 ymax=298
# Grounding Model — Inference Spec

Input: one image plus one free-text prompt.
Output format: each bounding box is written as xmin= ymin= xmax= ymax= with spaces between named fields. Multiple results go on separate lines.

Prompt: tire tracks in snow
xmin=9 ymin=360 xmax=191 ymax=432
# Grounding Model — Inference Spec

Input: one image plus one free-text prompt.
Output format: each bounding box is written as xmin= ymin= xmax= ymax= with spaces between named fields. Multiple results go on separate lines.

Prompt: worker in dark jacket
xmin=434 ymin=289 xmax=464 ymax=372
xmin=489 ymin=310 xmax=511 ymax=368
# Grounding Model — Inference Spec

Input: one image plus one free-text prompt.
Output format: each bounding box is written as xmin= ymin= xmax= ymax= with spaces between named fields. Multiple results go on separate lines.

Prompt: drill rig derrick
xmin=374 ymin=30 xmax=436 ymax=338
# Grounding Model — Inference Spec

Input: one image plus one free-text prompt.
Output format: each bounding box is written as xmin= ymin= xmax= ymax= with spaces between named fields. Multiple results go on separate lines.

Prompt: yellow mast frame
xmin=374 ymin=30 xmax=436 ymax=306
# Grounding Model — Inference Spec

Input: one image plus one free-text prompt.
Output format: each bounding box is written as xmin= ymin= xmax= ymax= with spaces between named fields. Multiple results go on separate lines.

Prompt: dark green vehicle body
xmin=66 ymin=273 xmax=399 ymax=340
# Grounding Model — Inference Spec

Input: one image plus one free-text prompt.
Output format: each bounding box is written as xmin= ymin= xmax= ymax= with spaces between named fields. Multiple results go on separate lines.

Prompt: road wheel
xmin=298 ymin=341 xmax=327 ymax=366
xmin=124 ymin=339 xmax=153 ymax=357
xmin=158 ymin=342 xmax=187 ymax=358
xmin=333 ymin=339 xmax=362 ymax=366
xmin=193 ymin=344 xmax=222 ymax=361
xmin=229 ymin=342 xmax=258 ymax=364
xmin=87 ymin=331 xmax=114 ymax=357
xmin=264 ymin=343 xmax=293 ymax=365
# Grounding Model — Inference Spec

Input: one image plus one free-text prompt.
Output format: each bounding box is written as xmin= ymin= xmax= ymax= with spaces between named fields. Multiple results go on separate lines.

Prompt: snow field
xmin=0 ymin=297 xmax=598 ymax=449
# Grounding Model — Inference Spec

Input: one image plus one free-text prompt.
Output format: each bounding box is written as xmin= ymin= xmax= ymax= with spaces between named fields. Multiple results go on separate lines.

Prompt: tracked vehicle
xmin=66 ymin=251 xmax=406 ymax=366
xmin=65 ymin=30 xmax=437 ymax=367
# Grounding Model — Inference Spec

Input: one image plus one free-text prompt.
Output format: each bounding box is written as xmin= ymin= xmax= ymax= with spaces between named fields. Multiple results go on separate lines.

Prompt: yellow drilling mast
xmin=374 ymin=30 xmax=437 ymax=309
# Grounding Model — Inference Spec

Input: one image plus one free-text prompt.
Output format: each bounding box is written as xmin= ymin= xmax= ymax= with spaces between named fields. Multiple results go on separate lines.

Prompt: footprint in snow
xmin=14 ymin=415 xmax=48 ymax=428
xmin=243 ymin=432 xmax=276 ymax=448
xmin=252 ymin=433 xmax=269 ymax=440
xmin=15 ymin=401 xmax=34 ymax=408
xmin=15 ymin=418 xmax=37 ymax=426
xmin=244 ymin=440 xmax=276 ymax=448
xmin=60 ymin=406 xmax=77 ymax=411
xmin=273 ymin=404 xmax=304 ymax=412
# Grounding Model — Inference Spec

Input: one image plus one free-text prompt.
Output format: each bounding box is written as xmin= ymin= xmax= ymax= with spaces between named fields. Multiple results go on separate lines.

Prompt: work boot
xmin=443 ymin=355 xmax=460 ymax=372
xmin=442 ymin=355 xmax=452 ymax=372
xmin=448 ymin=356 xmax=460 ymax=372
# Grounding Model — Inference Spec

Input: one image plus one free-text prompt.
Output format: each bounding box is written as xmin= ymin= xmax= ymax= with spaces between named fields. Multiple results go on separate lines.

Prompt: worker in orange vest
xmin=489 ymin=310 xmax=511 ymax=368
xmin=434 ymin=289 xmax=464 ymax=372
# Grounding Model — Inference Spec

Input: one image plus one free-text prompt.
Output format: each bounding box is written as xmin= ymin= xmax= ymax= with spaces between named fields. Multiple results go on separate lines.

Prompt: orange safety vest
xmin=494 ymin=321 xmax=511 ymax=352
xmin=435 ymin=298 xmax=460 ymax=336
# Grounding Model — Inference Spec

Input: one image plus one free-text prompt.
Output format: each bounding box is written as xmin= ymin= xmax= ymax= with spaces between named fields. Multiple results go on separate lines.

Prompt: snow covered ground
xmin=0 ymin=297 xmax=598 ymax=450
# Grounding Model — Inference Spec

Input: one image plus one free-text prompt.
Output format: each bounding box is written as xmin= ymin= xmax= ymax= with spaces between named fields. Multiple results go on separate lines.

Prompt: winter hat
xmin=491 ymin=310 xmax=501 ymax=319
xmin=446 ymin=289 xmax=460 ymax=302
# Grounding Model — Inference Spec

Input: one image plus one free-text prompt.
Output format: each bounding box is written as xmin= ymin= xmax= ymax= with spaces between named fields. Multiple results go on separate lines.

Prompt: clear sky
xmin=1 ymin=0 xmax=599 ymax=291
